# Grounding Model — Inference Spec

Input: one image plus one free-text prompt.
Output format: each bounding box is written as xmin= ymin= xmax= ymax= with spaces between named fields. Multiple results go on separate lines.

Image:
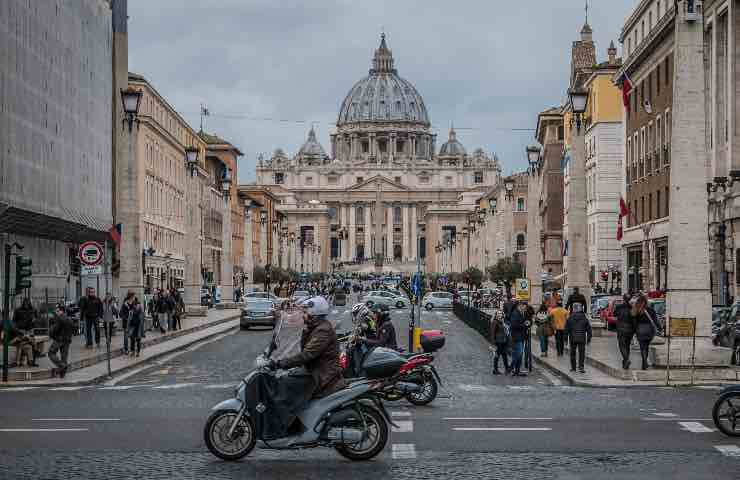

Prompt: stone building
xmin=0 ymin=0 xmax=118 ymax=303
xmin=254 ymin=35 xmax=501 ymax=273
xmin=615 ymin=0 xmax=675 ymax=293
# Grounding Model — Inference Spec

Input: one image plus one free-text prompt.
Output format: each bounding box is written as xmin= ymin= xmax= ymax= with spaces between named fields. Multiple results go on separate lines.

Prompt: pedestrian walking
xmin=48 ymin=305 xmax=74 ymax=378
xmin=119 ymin=292 xmax=132 ymax=354
xmin=126 ymin=295 xmax=144 ymax=357
xmin=172 ymin=289 xmax=184 ymax=331
xmin=509 ymin=301 xmax=528 ymax=377
xmin=490 ymin=310 xmax=510 ymax=374
xmin=549 ymin=301 xmax=569 ymax=356
xmin=156 ymin=292 xmax=168 ymax=334
xmin=565 ymin=286 xmax=588 ymax=314
xmin=149 ymin=292 xmax=159 ymax=331
xmin=565 ymin=303 xmax=592 ymax=373
xmin=534 ymin=303 xmax=554 ymax=357
xmin=79 ymin=287 xmax=103 ymax=348
xmin=633 ymin=295 xmax=661 ymax=370
xmin=615 ymin=294 xmax=635 ymax=369
xmin=102 ymin=293 xmax=118 ymax=341
xmin=11 ymin=298 xmax=38 ymax=366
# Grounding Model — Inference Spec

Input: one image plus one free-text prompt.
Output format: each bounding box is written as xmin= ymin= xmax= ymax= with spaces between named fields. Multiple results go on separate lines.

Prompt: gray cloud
xmin=128 ymin=0 xmax=634 ymax=181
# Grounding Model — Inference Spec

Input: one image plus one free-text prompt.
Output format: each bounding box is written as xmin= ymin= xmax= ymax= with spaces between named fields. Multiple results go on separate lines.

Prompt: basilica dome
xmin=337 ymin=34 xmax=430 ymax=127
xmin=439 ymin=126 xmax=466 ymax=156
xmin=298 ymin=127 xmax=326 ymax=157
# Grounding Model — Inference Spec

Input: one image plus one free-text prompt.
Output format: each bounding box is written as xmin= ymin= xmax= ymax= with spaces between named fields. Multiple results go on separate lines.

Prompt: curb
xmin=0 ymin=316 xmax=240 ymax=388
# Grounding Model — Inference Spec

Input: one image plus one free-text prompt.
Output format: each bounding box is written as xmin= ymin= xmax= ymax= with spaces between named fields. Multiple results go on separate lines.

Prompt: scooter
xmin=204 ymin=317 xmax=399 ymax=461
xmin=712 ymin=385 xmax=740 ymax=436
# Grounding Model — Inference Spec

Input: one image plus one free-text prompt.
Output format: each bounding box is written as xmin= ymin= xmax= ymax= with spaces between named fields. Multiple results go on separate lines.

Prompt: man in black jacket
xmin=364 ymin=305 xmax=397 ymax=350
xmin=509 ymin=302 xmax=528 ymax=376
xmin=79 ymin=288 xmax=103 ymax=348
xmin=566 ymin=303 xmax=592 ymax=373
xmin=49 ymin=305 xmax=75 ymax=378
xmin=615 ymin=294 xmax=635 ymax=369
xmin=566 ymin=287 xmax=588 ymax=314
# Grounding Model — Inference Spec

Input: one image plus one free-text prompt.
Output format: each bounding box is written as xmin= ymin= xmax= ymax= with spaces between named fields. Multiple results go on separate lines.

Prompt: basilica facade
xmin=255 ymin=35 xmax=502 ymax=273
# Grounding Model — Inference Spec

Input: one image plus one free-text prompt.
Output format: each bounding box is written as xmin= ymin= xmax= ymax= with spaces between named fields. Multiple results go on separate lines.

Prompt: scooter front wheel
xmin=405 ymin=372 xmax=438 ymax=406
xmin=334 ymin=405 xmax=388 ymax=461
xmin=204 ymin=409 xmax=256 ymax=461
xmin=713 ymin=393 xmax=740 ymax=437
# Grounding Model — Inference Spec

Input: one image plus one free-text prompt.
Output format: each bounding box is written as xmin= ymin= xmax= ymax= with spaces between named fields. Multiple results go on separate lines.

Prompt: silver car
xmin=422 ymin=291 xmax=454 ymax=310
xmin=363 ymin=290 xmax=407 ymax=309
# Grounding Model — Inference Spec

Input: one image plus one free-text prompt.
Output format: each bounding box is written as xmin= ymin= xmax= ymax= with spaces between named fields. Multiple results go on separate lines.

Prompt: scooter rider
xmin=269 ymin=296 xmax=346 ymax=398
xmin=363 ymin=304 xmax=397 ymax=350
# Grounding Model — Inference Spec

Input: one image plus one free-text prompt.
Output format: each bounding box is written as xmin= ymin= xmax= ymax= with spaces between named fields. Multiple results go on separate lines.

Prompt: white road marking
xmin=457 ymin=384 xmax=490 ymax=392
xmin=453 ymin=427 xmax=552 ymax=431
xmin=695 ymin=385 xmax=723 ymax=390
xmin=392 ymin=420 xmax=414 ymax=433
xmin=507 ymin=386 xmax=533 ymax=390
xmin=99 ymin=386 xmax=138 ymax=390
xmin=538 ymin=367 xmax=565 ymax=386
xmin=391 ymin=411 xmax=412 ymax=417
xmin=443 ymin=417 xmax=553 ymax=421
xmin=203 ymin=383 xmax=238 ymax=389
xmin=715 ymin=445 xmax=740 ymax=457
xmin=152 ymin=383 xmax=198 ymax=389
xmin=642 ymin=418 xmax=711 ymax=422
xmin=32 ymin=418 xmax=120 ymax=422
xmin=678 ymin=421 xmax=715 ymax=433
xmin=49 ymin=386 xmax=91 ymax=391
xmin=0 ymin=428 xmax=88 ymax=432
xmin=391 ymin=443 xmax=417 ymax=459
xmin=0 ymin=387 xmax=38 ymax=392
xmin=653 ymin=412 xmax=678 ymax=417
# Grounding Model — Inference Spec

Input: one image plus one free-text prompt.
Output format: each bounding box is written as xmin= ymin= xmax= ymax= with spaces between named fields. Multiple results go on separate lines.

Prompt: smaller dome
xmin=439 ymin=126 xmax=466 ymax=156
xmin=298 ymin=127 xmax=326 ymax=157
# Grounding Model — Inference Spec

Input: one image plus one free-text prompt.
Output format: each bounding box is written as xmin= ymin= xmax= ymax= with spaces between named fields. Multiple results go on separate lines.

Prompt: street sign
xmin=515 ymin=278 xmax=530 ymax=301
xmin=669 ymin=317 xmax=696 ymax=337
xmin=79 ymin=241 xmax=104 ymax=266
xmin=81 ymin=265 xmax=103 ymax=276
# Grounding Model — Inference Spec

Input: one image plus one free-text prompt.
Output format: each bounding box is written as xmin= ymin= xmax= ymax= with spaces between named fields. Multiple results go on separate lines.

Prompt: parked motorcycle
xmin=338 ymin=320 xmax=445 ymax=406
xmin=712 ymin=385 xmax=740 ymax=436
xmin=204 ymin=317 xmax=399 ymax=461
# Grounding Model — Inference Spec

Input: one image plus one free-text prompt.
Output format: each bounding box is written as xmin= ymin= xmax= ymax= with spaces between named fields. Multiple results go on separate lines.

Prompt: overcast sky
xmin=128 ymin=0 xmax=634 ymax=183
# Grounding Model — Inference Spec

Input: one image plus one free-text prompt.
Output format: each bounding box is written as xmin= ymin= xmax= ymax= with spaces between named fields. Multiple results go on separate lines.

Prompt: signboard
xmin=81 ymin=264 xmax=103 ymax=276
xmin=79 ymin=241 xmax=104 ymax=266
xmin=669 ymin=317 xmax=696 ymax=337
xmin=515 ymin=278 xmax=530 ymax=301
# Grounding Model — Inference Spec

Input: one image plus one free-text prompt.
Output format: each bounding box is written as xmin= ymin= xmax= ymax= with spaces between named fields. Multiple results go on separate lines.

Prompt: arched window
xmin=516 ymin=234 xmax=526 ymax=251
xmin=516 ymin=197 xmax=525 ymax=212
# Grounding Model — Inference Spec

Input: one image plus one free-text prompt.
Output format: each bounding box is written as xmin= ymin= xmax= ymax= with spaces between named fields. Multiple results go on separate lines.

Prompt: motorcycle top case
xmin=420 ymin=330 xmax=445 ymax=353
xmin=362 ymin=347 xmax=406 ymax=378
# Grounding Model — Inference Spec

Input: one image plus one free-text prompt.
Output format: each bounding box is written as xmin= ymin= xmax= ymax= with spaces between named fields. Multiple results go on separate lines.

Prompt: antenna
xmin=585 ymin=0 xmax=589 ymax=25
xmin=200 ymin=103 xmax=210 ymax=132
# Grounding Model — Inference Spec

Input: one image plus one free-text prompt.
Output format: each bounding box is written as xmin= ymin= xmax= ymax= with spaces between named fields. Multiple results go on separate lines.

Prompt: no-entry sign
xmin=79 ymin=241 xmax=104 ymax=266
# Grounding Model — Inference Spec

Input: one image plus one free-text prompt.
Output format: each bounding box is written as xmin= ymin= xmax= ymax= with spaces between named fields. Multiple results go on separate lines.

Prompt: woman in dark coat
xmin=633 ymin=295 xmax=661 ymax=370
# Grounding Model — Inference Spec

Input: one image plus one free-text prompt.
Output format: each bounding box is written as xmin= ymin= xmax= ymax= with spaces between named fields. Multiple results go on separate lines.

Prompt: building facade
xmin=615 ymin=0 xmax=675 ymax=294
xmin=255 ymin=35 xmax=501 ymax=273
xmin=0 ymin=0 xmax=117 ymax=304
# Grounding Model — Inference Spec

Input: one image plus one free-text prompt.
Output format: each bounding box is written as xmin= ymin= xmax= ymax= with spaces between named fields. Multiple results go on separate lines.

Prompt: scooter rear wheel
xmin=713 ymin=393 xmax=740 ymax=437
xmin=204 ymin=409 xmax=256 ymax=461
xmin=334 ymin=405 xmax=388 ymax=461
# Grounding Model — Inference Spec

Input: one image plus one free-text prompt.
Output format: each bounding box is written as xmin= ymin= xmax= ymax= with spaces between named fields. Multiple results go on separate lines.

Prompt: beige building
xmin=255 ymin=35 xmax=501 ymax=274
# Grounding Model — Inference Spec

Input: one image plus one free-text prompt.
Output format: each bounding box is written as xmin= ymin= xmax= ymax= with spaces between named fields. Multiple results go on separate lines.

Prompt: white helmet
xmin=298 ymin=296 xmax=330 ymax=317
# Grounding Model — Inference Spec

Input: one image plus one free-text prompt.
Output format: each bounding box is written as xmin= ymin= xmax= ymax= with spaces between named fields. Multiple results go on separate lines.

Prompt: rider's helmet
xmin=298 ymin=295 xmax=330 ymax=320
xmin=371 ymin=304 xmax=390 ymax=324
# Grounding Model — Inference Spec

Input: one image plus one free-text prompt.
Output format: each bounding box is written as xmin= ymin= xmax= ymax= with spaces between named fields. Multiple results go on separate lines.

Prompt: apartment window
xmin=657 ymin=190 xmax=662 ymax=218
xmin=328 ymin=175 xmax=338 ymax=185
xmin=356 ymin=177 xmax=364 ymax=184
xmin=356 ymin=206 xmax=365 ymax=224
xmin=665 ymin=187 xmax=670 ymax=215
xmin=648 ymin=193 xmax=653 ymax=220
xmin=361 ymin=141 xmax=369 ymax=154
xmin=558 ymin=125 xmax=564 ymax=141
xmin=474 ymin=171 xmax=484 ymax=184
xmin=657 ymin=65 xmax=661 ymax=94
xmin=445 ymin=176 xmax=453 ymax=185
xmin=394 ymin=176 xmax=402 ymax=184
xmin=665 ymin=56 xmax=670 ymax=85
xmin=516 ymin=197 xmax=525 ymax=212
xmin=656 ymin=116 xmax=662 ymax=165
xmin=394 ymin=207 xmax=402 ymax=223
xmin=516 ymin=234 xmax=526 ymax=251
xmin=305 ymin=176 xmax=313 ymax=186
xmin=628 ymin=38 xmax=632 ymax=55
xmin=274 ymin=172 xmax=284 ymax=184
xmin=641 ymin=196 xmax=645 ymax=224
xmin=419 ymin=175 xmax=430 ymax=184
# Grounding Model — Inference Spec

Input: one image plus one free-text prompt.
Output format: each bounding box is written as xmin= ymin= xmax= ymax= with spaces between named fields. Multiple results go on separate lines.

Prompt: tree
xmin=463 ymin=266 xmax=484 ymax=287
xmin=486 ymin=257 xmax=523 ymax=296
xmin=252 ymin=265 xmax=266 ymax=285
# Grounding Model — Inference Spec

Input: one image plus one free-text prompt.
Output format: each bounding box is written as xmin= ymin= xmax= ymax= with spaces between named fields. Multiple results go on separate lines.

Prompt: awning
xmin=0 ymin=204 xmax=111 ymax=244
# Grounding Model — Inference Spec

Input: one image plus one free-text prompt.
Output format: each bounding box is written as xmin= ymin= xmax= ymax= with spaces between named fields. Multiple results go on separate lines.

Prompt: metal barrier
xmin=453 ymin=302 xmax=492 ymax=342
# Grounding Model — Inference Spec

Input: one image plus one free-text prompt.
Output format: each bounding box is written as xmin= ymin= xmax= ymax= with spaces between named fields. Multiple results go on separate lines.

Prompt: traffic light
xmin=601 ymin=271 xmax=609 ymax=282
xmin=15 ymin=255 xmax=32 ymax=292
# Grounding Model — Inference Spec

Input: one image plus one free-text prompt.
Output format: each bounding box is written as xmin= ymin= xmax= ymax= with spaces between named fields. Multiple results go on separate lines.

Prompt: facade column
xmin=386 ymin=205 xmax=394 ymax=260
xmin=402 ymin=205 xmax=410 ymax=262
xmin=565 ymin=114 xmax=591 ymax=307
xmin=221 ymin=196 xmax=234 ymax=304
xmin=119 ymin=124 xmax=143 ymax=301
xmin=243 ymin=204 xmax=254 ymax=292
xmin=348 ymin=205 xmax=356 ymax=262
xmin=390 ymin=132 xmax=397 ymax=162
xmin=364 ymin=205 xmax=372 ymax=262
xmin=410 ymin=206 xmax=418 ymax=261
xmin=526 ymin=170 xmax=543 ymax=305
xmin=183 ymin=169 xmax=202 ymax=310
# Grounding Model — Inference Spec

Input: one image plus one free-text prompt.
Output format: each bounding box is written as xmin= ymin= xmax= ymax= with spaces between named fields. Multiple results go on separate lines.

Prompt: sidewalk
xmin=0 ymin=308 xmax=241 ymax=386
xmin=533 ymin=332 xmax=740 ymax=387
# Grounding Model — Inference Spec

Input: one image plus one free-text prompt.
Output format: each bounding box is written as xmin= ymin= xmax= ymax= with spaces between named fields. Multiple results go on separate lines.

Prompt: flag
xmin=617 ymin=197 xmax=630 ymax=241
xmin=109 ymin=223 xmax=122 ymax=246
xmin=618 ymin=72 xmax=633 ymax=111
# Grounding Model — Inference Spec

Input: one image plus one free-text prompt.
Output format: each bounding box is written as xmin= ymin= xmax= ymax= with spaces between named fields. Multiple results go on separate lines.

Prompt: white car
xmin=422 ymin=291 xmax=454 ymax=310
xmin=363 ymin=290 xmax=407 ymax=309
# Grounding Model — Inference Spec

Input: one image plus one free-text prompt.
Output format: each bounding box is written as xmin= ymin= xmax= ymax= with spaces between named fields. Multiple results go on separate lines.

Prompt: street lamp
xmin=568 ymin=87 xmax=589 ymax=132
xmin=259 ymin=210 xmax=267 ymax=226
xmin=221 ymin=167 xmax=232 ymax=199
xmin=120 ymin=86 xmax=142 ymax=131
xmin=490 ymin=198 xmax=497 ymax=215
xmin=504 ymin=178 xmax=515 ymax=201
xmin=185 ymin=145 xmax=199 ymax=176
xmin=527 ymin=145 xmax=541 ymax=175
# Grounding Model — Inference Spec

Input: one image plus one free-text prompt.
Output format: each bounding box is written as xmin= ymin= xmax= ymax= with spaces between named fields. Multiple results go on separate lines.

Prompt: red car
xmin=600 ymin=297 xmax=624 ymax=331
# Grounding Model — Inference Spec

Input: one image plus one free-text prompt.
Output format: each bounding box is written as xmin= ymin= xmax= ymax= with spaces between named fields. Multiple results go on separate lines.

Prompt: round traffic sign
xmin=79 ymin=241 xmax=104 ymax=266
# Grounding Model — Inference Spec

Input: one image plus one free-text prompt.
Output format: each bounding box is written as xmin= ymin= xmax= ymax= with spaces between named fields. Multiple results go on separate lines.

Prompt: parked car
xmin=423 ymin=291 xmax=454 ymax=310
xmin=363 ymin=290 xmax=407 ymax=309
xmin=333 ymin=291 xmax=348 ymax=306
xmin=291 ymin=291 xmax=310 ymax=303
xmin=243 ymin=291 xmax=287 ymax=307
xmin=600 ymin=296 xmax=625 ymax=331
xmin=591 ymin=295 xmax=612 ymax=321
xmin=240 ymin=300 xmax=277 ymax=330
